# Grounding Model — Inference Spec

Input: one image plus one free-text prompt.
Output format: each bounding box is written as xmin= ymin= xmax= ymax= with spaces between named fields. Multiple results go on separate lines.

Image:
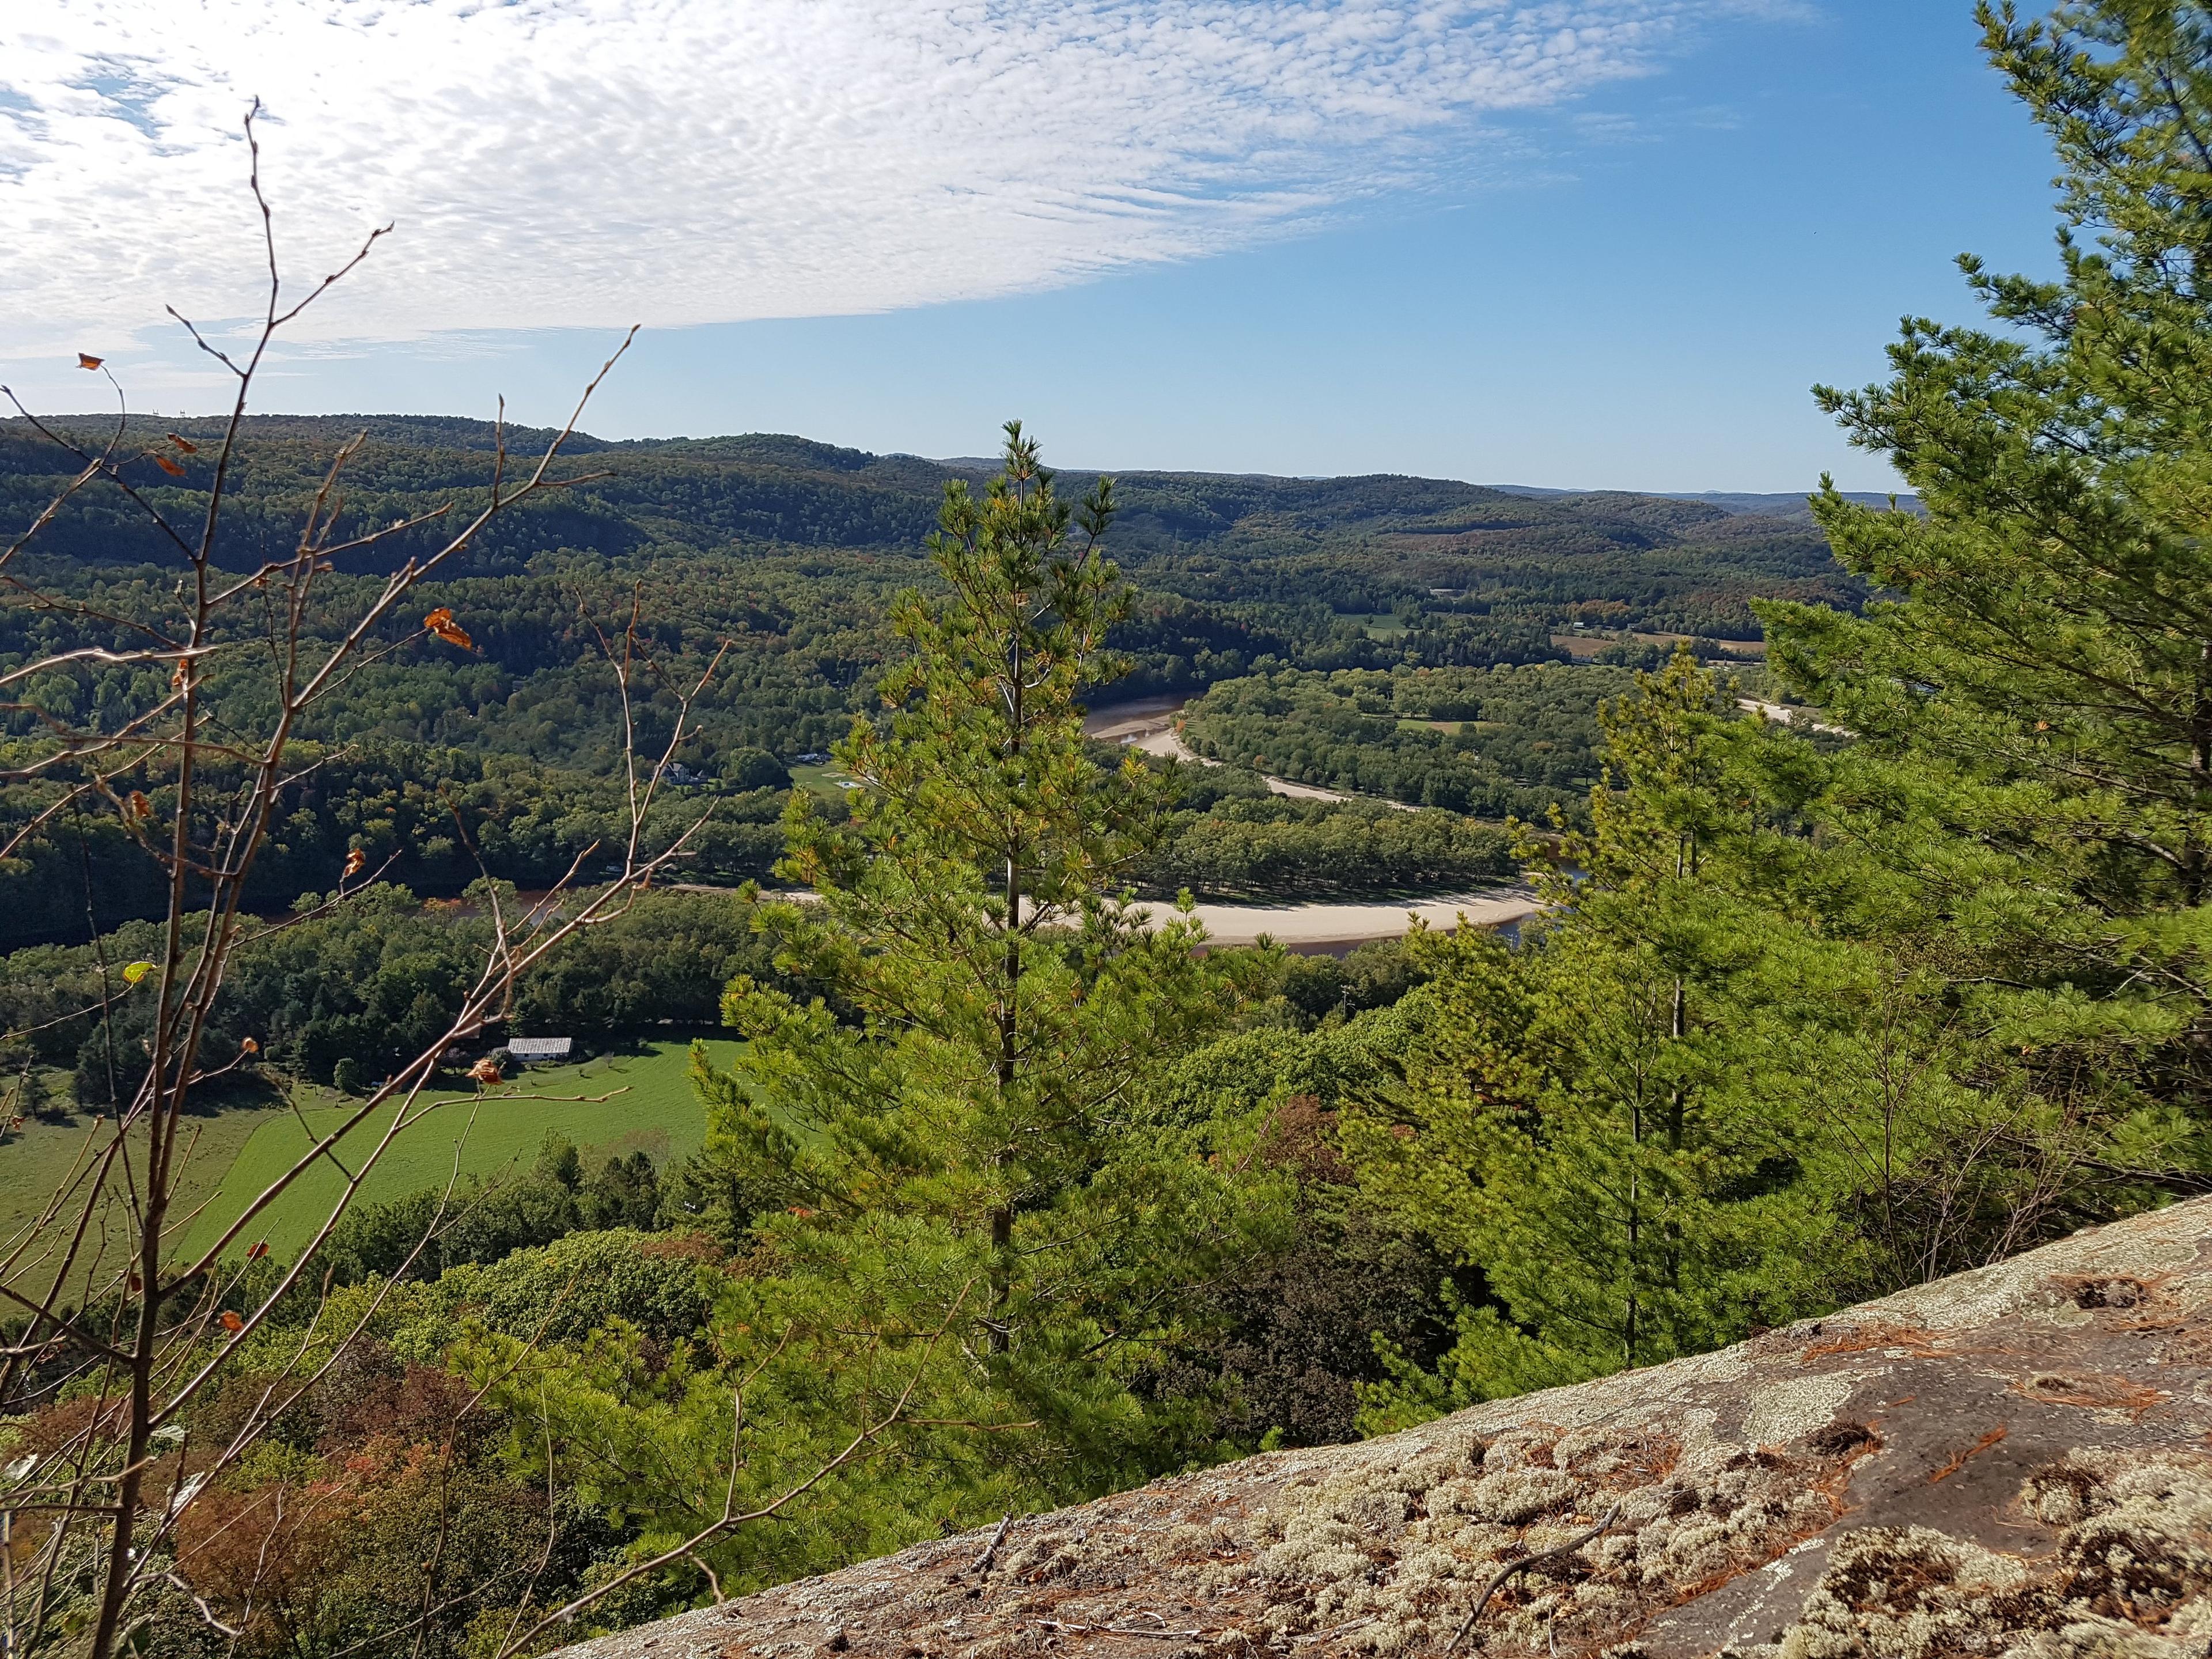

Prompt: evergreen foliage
xmin=28 ymin=12 xmax=2212 ymax=1647
xmin=464 ymin=427 xmax=1292 ymax=1600
xmin=1347 ymin=0 xmax=2212 ymax=1423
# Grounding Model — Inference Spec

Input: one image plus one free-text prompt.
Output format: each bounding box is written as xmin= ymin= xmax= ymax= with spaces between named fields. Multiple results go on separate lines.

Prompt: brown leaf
xmin=424 ymin=607 xmax=474 ymax=650
xmin=240 ymin=1036 xmax=259 ymax=1055
xmin=126 ymin=790 xmax=152 ymax=821
xmin=168 ymin=433 xmax=199 ymax=453
xmin=247 ymin=1241 xmax=269 ymax=1261
xmin=152 ymin=454 xmax=184 ymax=477
xmin=343 ymin=849 xmax=368 ymax=878
xmin=219 ymin=1310 xmax=243 ymax=1333
xmin=77 ymin=353 xmax=104 ymax=370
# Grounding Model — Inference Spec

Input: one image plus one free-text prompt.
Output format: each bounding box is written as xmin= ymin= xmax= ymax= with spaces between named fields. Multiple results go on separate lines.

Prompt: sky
xmin=1 ymin=1 xmax=2063 ymax=492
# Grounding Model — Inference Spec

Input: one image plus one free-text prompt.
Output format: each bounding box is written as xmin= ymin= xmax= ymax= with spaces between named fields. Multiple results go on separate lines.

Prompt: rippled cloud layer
xmin=2 ymin=1 xmax=1789 ymax=351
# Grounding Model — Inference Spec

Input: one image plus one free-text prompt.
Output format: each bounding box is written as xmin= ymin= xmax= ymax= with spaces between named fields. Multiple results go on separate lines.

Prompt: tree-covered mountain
xmin=0 ymin=414 xmax=1856 ymax=945
xmin=1491 ymin=484 xmax=1922 ymax=522
xmin=1 ymin=414 xmax=1858 ymax=638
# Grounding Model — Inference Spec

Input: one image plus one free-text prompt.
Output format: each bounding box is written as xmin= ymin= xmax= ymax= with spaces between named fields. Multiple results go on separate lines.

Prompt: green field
xmin=182 ymin=1039 xmax=738 ymax=1263
xmin=1 ymin=1080 xmax=294 ymax=1295
xmin=788 ymin=761 xmax=863 ymax=806
xmin=1340 ymin=612 xmax=1410 ymax=639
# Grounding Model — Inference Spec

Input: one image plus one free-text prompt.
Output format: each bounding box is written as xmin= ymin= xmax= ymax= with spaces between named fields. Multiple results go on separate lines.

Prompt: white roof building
xmin=504 ymin=1037 xmax=573 ymax=1063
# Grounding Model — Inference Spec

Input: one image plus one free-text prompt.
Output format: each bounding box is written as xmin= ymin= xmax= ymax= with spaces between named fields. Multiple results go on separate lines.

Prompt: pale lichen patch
xmin=1743 ymin=1376 xmax=1862 ymax=1449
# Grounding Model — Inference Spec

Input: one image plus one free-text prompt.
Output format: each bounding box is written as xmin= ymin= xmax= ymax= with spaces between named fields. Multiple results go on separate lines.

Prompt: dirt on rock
xmin=555 ymin=1200 xmax=2212 ymax=1659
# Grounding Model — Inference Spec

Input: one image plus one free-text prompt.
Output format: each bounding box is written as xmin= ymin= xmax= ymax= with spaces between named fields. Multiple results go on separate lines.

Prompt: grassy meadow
xmin=182 ymin=1039 xmax=737 ymax=1263
xmin=1 ymin=1079 xmax=294 ymax=1296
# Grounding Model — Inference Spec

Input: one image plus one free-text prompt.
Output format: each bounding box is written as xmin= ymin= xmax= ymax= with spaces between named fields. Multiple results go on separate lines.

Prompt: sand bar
xmin=1142 ymin=884 xmax=1543 ymax=950
xmin=1084 ymin=696 xmax=1414 ymax=810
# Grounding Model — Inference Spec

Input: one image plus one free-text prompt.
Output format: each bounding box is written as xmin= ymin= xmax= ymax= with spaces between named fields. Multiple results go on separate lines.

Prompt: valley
xmin=0 ymin=423 xmax=1819 ymax=1269
xmin=10 ymin=12 xmax=2206 ymax=1659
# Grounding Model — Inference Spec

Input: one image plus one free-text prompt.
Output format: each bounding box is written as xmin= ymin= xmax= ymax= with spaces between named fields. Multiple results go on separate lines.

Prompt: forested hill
xmin=0 ymin=412 xmax=1859 ymax=945
xmin=1492 ymin=484 xmax=1922 ymax=522
xmin=0 ymin=413 xmax=1855 ymax=637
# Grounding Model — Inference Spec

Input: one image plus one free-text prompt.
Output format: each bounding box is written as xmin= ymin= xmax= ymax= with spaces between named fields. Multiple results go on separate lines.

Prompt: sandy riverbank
xmin=692 ymin=882 xmax=1544 ymax=953
xmin=1737 ymin=696 xmax=1849 ymax=734
xmin=1145 ymin=884 xmax=1543 ymax=952
xmin=1082 ymin=696 xmax=1414 ymax=810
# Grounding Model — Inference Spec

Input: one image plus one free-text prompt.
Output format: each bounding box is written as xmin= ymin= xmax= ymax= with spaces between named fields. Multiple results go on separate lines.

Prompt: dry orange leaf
xmin=77 ymin=353 xmax=103 ymax=370
xmin=240 ymin=1036 xmax=259 ymax=1055
xmin=247 ymin=1241 xmax=269 ymax=1261
xmin=219 ymin=1310 xmax=243 ymax=1333
xmin=126 ymin=790 xmax=152 ymax=821
xmin=169 ymin=433 xmax=199 ymax=453
xmin=153 ymin=454 xmax=184 ymax=477
xmin=343 ymin=849 xmax=368 ymax=878
xmin=423 ymin=607 xmax=475 ymax=650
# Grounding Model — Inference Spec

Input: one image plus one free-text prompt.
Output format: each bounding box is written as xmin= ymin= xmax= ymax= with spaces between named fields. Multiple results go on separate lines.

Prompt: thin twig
xmin=1445 ymin=1505 xmax=1622 ymax=1655
xmin=974 ymin=1513 xmax=1016 ymax=1577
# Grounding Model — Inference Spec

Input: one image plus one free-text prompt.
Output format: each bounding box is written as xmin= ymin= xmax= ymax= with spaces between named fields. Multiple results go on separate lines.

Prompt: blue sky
xmin=3 ymin=1 xmax=2062 ymax=492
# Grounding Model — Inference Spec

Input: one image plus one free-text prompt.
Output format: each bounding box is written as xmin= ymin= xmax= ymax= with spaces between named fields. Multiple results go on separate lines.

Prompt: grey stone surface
xmin=555 ymin=1199 xmax=2212 ymax=1659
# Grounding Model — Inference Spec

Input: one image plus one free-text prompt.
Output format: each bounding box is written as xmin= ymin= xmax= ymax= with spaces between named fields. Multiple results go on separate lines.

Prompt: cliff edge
xmin=558 ymin=1198 xmax=2212 ymax=1659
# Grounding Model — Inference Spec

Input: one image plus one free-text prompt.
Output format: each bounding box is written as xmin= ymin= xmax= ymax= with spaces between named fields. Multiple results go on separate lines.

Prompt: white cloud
xmin=1 ymin=1 xmax=1771 ymax=355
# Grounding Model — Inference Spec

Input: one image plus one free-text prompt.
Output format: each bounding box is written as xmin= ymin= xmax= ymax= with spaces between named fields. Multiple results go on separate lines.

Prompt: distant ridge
xmin=2 ymin=416 xmax=1864 ymax=641
xmin=1490 ymin=484 xmax=1922 ymax=521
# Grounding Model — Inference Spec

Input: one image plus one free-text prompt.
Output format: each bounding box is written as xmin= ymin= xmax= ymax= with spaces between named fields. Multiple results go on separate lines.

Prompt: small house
xmin=503 ymin=1037 xmax=574 ymax=1067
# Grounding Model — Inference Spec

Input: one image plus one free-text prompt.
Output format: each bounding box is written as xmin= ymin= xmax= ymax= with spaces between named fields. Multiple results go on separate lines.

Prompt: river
xmin=1081 ymin=696 xmax=1535 ymax=950
xmin=1081 ymin=695 xmax=1415 ymax=810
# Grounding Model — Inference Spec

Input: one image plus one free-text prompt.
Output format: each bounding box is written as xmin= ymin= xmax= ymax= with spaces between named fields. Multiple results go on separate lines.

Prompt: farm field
xmin=1 ymin=1083 xmax=293 ymax=1296
xmin=182 ymin=1039 xmax=737 ymax=1263
xmin=788 ymin=761 xmax=859 ymax=805
xmin=1337 ymin=612 xmax=1410 ymax=638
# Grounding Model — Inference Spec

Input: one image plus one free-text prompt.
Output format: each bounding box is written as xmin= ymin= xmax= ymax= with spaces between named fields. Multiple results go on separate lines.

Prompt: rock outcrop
xmin=559 ymin=1199 xmax=2212 ymax=1659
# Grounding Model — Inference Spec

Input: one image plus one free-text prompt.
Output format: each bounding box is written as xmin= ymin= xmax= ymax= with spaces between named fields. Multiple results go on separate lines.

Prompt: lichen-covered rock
xmin=553 ymin=1200 xmax=2212 ymax=1659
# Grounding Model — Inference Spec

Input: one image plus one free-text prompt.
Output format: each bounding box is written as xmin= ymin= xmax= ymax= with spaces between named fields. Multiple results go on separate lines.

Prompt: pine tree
xmin=1346 ymin=654 xmax=1845 ymax=1421
xmin=1767 ymin=0 xmax=2212 ymax=1180
xmin=556 ymin=427 xmax=1262 ymax=1518
xmin=467 ymin=429 xmax=1285 ymax=1602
